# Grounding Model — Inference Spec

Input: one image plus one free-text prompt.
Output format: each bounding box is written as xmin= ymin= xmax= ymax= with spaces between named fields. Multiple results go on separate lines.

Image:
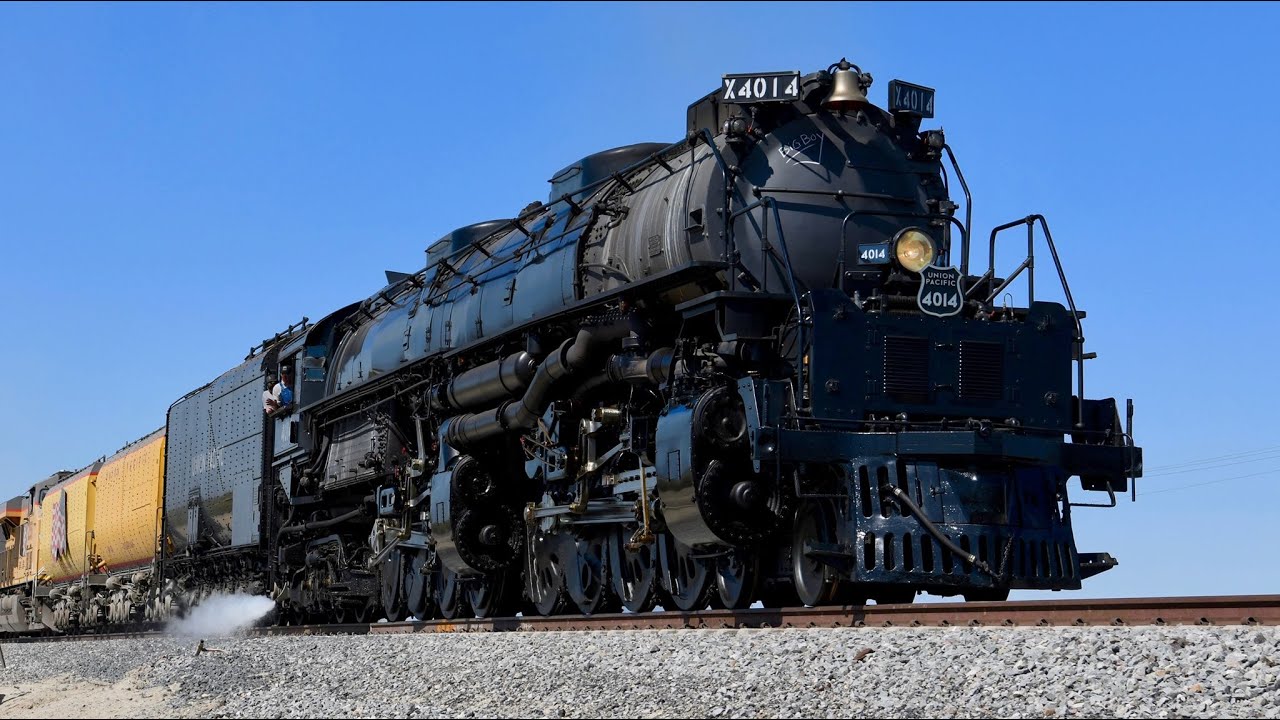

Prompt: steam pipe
xmin=569 ymin=373 xmax=612 ymax=403
xmin=606 ymin=347 xmax=676 ymax=385
xmin=277 ymin=496 xmax=374 ymax=538
xmin=444 ymin=323 xmax=632 ymax=448
xmin=429 ymin=351 xmax=538 ymax=412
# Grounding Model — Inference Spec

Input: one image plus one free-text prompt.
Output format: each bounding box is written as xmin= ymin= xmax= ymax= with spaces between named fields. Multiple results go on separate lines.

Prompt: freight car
xmin=0 ymin=58 xmax=1143 ymax=632
xmin=0 ymin=429 xmax=165 ymax=632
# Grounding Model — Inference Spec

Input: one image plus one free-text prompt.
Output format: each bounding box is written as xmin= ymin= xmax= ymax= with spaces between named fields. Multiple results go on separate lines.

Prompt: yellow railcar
xmin=0 ymin=471 xmax=79 ymax=633
xmin=0 ymin=429 xmax=170 ymax=633
xmin=36 ymin=463 xmax=101 ymax=585
xmin=0 ymin=496 xmax=23 ymax=588
xmin=12 ymin=472 xmax=71 ymax=588
xmin=0 ymin=495 xmax=36 ymax=633
xmin=22 ymin=487 xmax=41 ymax=586
xmin=94 ymin=428 xmax=165 ymax=576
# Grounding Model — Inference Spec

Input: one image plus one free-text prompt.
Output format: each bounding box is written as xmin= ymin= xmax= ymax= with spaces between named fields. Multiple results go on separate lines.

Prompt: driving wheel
xmin=660 ymin=535 xmax=713 ymax=612
xmin=608 ymin=528 xmax=660 ymax=613
xmin=566 ymin=531 xmax=618 ymax=615
xmin=434 ymin=564 xmax=465 ymax=620
xmin=380 ymin=549 xmax=406 ymax=622
xmin=465 ymin=570 xmax=517 ymax=619
xmin=527 ymin=530 xmax=569 ymax=616
xmin=404 ymin=550 xmax=435 ymax=620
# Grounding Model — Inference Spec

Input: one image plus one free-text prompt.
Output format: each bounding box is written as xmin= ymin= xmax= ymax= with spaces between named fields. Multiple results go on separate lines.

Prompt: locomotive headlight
xmin=893 ymin=228 xmax=936 ymax=273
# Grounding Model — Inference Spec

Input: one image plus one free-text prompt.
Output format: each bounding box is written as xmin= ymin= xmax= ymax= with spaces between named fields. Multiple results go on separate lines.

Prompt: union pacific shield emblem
xmin=917 ymin=264 xmax=964 ymax=317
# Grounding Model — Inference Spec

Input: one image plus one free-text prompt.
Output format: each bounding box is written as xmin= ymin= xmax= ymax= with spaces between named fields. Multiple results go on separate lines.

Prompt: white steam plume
xmin=167 ymin=592 xmax=276 ymax=637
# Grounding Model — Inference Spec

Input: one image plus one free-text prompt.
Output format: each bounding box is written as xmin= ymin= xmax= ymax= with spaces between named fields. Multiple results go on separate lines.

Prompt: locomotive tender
xmin=0 ymin=59 xmax=1143 ymax=631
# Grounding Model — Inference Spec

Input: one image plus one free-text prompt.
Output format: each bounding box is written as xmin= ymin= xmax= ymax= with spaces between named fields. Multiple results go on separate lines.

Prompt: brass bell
xmin=823 ymin=58 xmax=869 ymax=110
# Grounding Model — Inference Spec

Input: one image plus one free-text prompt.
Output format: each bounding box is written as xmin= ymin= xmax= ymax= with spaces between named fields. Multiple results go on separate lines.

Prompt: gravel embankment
xmin=1 ymin=626 xmax=1276 ymax=718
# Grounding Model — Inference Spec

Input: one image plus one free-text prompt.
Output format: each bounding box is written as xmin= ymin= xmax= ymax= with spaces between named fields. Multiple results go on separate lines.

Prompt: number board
xmin=722 ymin=72 xmax=801 ymax=104
xmin=857 ymin=243 xmax=890 ymax=265
xmin=888 ymin=80 xmax=936 ymax=118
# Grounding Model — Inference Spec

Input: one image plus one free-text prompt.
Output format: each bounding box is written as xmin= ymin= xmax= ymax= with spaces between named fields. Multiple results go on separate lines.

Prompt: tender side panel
xmin=164 ymin=385 xmax=212 ymax=553
xmin=166 ymin=359 xmax=270 ymax=553
xmin=166 ymin=355 xmax=271 ymax=555
xmin=210 ymin=362 xmax=267 ymax=548
xmin=96 ymin=430 xmax=165 ymax=573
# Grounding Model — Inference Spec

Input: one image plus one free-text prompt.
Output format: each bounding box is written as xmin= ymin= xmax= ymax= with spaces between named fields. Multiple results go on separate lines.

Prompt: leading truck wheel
xmin=791 ymin=501 xmax=845 ymax=607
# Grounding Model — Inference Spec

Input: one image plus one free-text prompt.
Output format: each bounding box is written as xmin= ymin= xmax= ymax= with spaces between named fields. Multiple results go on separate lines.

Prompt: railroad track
xmin=5 ymin=626 xmax=163 ymax=643
xmin=7 ymin=595 xmax=1277 ymax=644
xmin=261 ymin=594 xmax=1280 ymax=636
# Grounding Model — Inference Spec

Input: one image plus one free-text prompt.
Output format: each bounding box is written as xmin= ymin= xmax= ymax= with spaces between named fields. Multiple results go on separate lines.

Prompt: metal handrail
xmin=248 ymin=316 xmax=310 ymax=360
xmin=728 ymin=197 xmax=807 ymax=401
xmin=984 ymin=214 xmax=1086 ymax=427
xmin=765 ymin=197 xmax=809 ymax=413
xmin=942 ymin=144 xmax=973 ymax=275
xmin=729 ymin=198 xmax=771 ymax=291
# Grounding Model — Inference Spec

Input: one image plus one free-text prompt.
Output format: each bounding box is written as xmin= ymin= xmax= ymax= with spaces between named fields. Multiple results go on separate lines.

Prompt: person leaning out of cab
xmin=262 ymin=364 xmax=295 ymax=417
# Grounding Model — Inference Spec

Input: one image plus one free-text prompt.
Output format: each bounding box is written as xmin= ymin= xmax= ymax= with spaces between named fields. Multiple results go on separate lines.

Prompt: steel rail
xmin=5 ymin=626 xmax=164 ymax=643
xmin=5 ymin=596 xmax=1276 ymax=643
xmin=264 ymin=595 xmax=1280 ymax=636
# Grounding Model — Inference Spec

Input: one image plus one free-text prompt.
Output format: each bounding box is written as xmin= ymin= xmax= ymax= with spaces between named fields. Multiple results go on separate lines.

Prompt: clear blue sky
xmin=1 ymin=2 xmax=1276 ymax=599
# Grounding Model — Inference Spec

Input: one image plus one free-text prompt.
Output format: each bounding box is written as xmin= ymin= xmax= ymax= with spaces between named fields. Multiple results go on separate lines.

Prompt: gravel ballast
xmin=1 ymin=626 xmax=1277 ymax=718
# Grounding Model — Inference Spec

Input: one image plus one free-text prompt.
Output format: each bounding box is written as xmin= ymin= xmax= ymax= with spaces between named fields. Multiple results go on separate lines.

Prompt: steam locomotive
xmin=0 ymin=58 xmax=1143 ymax=632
